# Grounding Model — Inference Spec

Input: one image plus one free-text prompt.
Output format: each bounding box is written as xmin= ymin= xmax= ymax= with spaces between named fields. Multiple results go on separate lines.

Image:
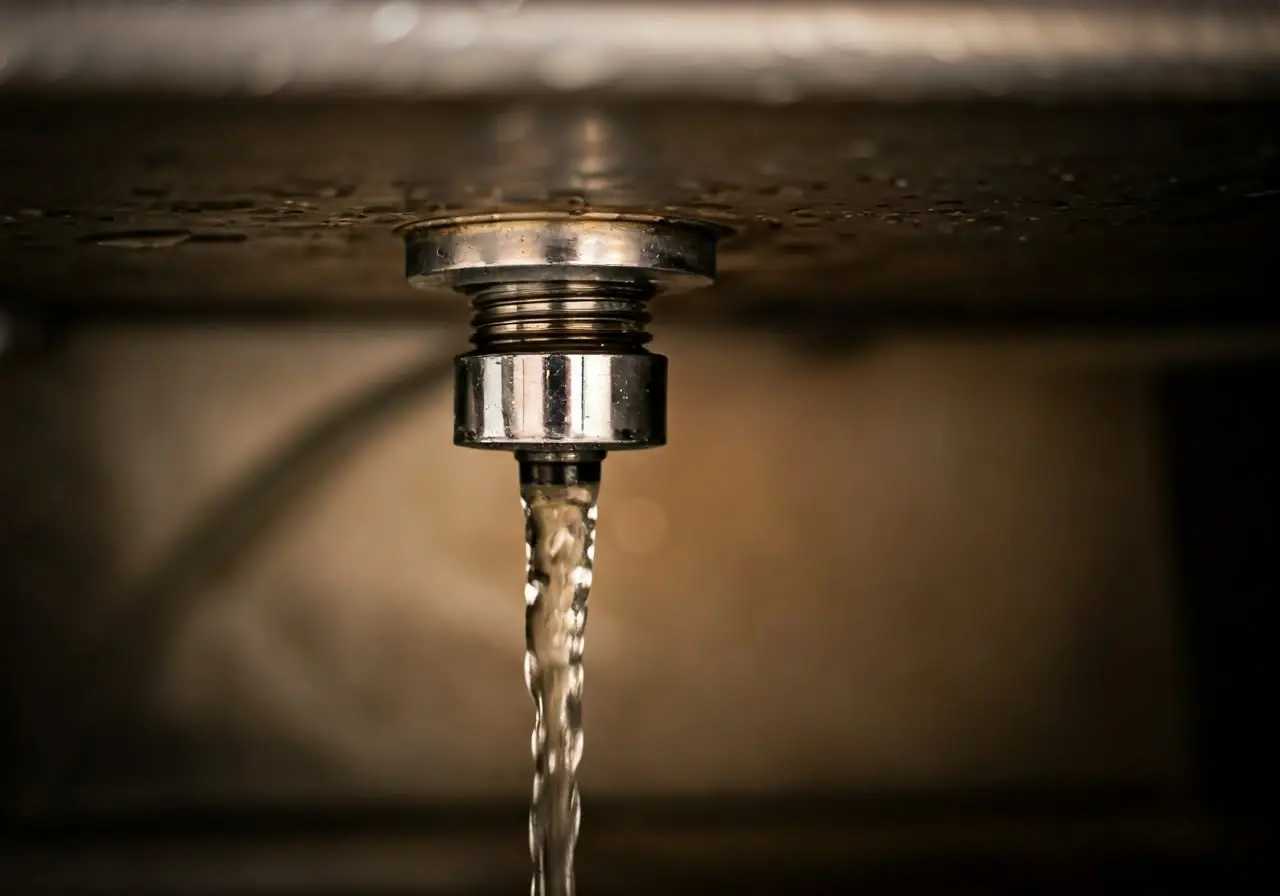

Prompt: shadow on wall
xmin=0 ymin=325 xmax=1187 ymax=813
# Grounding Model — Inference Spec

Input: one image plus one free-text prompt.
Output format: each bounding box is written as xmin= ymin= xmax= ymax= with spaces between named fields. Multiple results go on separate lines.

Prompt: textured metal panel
xmin=1 ymin=2 xmax=1279 ymax=319
xmin=2 ymin=98 xmax=1279 ymax=317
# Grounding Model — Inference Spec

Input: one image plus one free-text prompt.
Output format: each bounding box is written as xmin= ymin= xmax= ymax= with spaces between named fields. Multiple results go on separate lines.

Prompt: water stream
xmin=521 ymin=479 xmax=599 ymax=896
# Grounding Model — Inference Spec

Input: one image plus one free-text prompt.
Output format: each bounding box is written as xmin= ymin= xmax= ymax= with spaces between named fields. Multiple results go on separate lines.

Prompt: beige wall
xmin=1 ymin=325 xmax=1191 ymax=809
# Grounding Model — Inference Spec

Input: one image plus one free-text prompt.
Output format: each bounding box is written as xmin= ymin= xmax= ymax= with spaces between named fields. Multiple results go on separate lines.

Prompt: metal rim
xmin=403 ymin=211 xmax=723 ymax=293
xmin=395 ymin=210 xmax=731 ymax=238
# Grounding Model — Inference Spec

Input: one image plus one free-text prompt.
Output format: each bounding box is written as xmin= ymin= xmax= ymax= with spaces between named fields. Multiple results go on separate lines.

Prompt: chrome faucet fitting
xmin=402 ymin=212 xmax=719 ymax=482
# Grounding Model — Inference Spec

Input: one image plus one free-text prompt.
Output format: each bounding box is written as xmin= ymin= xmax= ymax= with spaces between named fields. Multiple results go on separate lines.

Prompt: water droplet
xmin=548 ymin=189 xmax=587 ymax=207
xmin=83 ymin=229 xmax=191 ymax=249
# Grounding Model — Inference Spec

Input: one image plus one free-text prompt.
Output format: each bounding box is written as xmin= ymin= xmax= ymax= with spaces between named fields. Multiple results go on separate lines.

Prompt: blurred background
xmin=2 ymin=1 xmax=1280 ymax=892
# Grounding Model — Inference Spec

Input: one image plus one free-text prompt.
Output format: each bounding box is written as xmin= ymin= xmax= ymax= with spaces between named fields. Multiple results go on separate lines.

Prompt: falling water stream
xmin=521 ymin=478 xmax=599 ymax=896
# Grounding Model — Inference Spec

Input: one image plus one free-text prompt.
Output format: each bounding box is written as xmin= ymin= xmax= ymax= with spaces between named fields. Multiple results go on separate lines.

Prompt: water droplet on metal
xmin=84 ymin=229 xmax=191 ymax=249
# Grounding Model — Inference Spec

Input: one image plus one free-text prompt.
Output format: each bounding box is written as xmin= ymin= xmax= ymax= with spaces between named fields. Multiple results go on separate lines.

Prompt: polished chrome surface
xmin=404 ymin=213 xmax=718 ymax=293
xmin=4 ymin=1 xmax=1280 ymax=100
xmin=454 ymin=352 xmax=666 ymax=450
xmin=407 ymin=213 xmax=714 ymax=455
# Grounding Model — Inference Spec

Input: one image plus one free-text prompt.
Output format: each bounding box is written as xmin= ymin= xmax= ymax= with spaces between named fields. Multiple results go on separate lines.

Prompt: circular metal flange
xmin=402 ymin=212 xmax=719 ymax=292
